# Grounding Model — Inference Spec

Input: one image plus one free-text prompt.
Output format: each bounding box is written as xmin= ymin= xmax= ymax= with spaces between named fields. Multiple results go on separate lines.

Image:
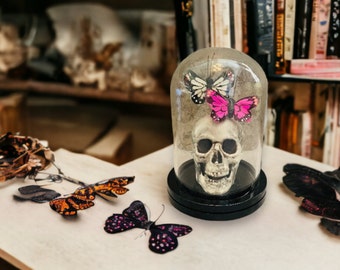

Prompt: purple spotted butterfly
xmin=104 ymin=200 xmax=192 ymax=254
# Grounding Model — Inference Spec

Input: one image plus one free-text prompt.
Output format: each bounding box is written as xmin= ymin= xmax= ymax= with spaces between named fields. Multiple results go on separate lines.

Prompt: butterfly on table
xmin=206 ymin=90 xmax=258 ymax=122
xmin=49 ymin=176 xmax=134 ymax=216
xmin=283 ymin=163 xmax=340 ymax=236
xmin=184 ymin=69 xmax=234 ymax=104
xmin=104 ymin=200 xmax=192 ymax=254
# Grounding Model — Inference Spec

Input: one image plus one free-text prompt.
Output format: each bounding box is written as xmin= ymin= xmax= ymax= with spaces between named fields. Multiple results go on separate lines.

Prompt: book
xmin=231 ymin=0 xmax=243 ymax=51
xmin=192 ymin=0 xmax=210 ymax=49
xmin=246 ymin=0 xmax=274 ymax=74
xmin=308 ymin=0 xmax=321 ymax=59
xmin=173 ymin=0 xmax=197 ymax=60
xmin=241 ymin=0 xmax=249 ymax=53
xmin=322 ymin=85 xmax=340 ymax=166
xmin=300 ymin=111 xmax=312 ymax=158
xmin=289 ymin=59 xmax=340 ymax=74
xmin=327 ymin=0 xmax=340 ymax=58
xmin=284 ymin=0 xmax=296 ymax=61
xmin=210 ymin=0 xmax=231 ymax=47
xmin=274 ymin=0 xmax=286 ymax=74
xmin=309 ymin=0 xmax=332 ymax=59
xmin=293 ymin=0 xmax=313 ymax=59
xmin=247 ymin=0 xmax=274 ymax=55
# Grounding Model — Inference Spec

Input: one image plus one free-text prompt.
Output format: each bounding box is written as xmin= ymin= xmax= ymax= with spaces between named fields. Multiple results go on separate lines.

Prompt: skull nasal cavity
xmin=197 ymin=139 xmax=212 ymax=153
xmin=222 ymin=139 xmax=237 ymax=154
xmin=212 ymin=150 xmax=222 ymax=163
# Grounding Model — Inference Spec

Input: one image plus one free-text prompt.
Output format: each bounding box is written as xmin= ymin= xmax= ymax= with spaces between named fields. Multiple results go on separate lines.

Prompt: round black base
xmin=167 ymin=169 xmax=267 ymax=220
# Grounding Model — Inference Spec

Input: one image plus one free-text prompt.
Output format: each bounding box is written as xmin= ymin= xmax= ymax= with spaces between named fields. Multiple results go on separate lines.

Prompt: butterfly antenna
xmin=153 ymin=203 xmax=166 ymax=224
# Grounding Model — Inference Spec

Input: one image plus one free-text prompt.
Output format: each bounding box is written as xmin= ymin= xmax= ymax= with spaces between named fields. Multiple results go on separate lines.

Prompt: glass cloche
xmin=167 ymin=47 xmax=268 ymax=220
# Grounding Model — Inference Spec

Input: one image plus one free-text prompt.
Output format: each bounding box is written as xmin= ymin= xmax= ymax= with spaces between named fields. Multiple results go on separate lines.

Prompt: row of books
xmin=267 ymin=83 xmax=339 ymax=167
xmin=274 ymin=0 xmax=340 ymax=76
xmin=174 ymin=0 xmax=340 ymax=77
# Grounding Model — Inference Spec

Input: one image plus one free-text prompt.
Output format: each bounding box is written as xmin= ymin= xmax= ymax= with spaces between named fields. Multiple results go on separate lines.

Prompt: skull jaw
xmin=196 ymin=163 xmax=238 ymax=195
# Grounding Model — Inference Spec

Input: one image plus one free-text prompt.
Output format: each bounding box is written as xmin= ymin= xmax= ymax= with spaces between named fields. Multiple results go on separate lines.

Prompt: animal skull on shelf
xmin=0 ymin=24 xmax=26 ymax=74
xmin=192 ymin=116 xmax=242 ymax=195
xmin=64 ymin=55 xmax=106 ymax=90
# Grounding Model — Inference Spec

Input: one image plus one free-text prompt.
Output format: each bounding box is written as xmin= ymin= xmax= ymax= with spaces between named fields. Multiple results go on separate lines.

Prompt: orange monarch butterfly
xmin=49 ymin=176 xmax=134 ymax=216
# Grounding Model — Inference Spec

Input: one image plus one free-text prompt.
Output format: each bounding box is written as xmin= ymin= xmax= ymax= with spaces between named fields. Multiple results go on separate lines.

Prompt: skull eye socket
xmin=222 ymin=139 xmax=237 ymax=154
xmin=197 ymin=139 xmax=212 ymax=153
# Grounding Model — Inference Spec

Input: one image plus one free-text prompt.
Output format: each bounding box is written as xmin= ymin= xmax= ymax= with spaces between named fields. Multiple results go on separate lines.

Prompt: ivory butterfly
xmin=283 ymin=163 xmax=340 ymax=236
xmin=104 ymin=200 xmax=192 ymax=254
xmin=184 ymin=70 xmax=234 ymax=104
xmin=206 ymin=90 xmax=258 ymax=122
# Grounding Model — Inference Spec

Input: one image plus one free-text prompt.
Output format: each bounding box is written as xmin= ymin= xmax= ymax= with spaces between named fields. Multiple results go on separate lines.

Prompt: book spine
xmin=173 ymin=0 xmax=197 ymax=60
xmin=284 ymin=0 xmax=296 ymax=61
xmin=315 ymin=0 xmax=332 ymax=59
xmin=293 ymin=0 xmax=313 ymax=59
xmin=192 ymin=1 xmax=210 ymax=49
xmin=210 ymin=0 xmax=231 ymax=47
xmin=308 ymin=0 xmax=320 ymax=59
xmin=327 ymin=0 xmax=340 ymax=58
xmin=241 ymin=0 xmax=249 ymax=53
xmin=274 ymin=0 xmax=286 ymax=74
xmin=232 ymin=0 xmax=244 ymax=51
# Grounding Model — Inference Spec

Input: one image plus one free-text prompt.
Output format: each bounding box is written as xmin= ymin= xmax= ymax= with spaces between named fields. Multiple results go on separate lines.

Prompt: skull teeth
xmin=206 ymin=169 xmax=232 ymax=180
xmin=207 ymin=178 xmax=231 ymax=184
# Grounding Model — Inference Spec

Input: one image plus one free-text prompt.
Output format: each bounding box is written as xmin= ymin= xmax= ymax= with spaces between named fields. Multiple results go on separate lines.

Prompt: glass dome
xmin=168 ymin=47 xmax=268 ymax=220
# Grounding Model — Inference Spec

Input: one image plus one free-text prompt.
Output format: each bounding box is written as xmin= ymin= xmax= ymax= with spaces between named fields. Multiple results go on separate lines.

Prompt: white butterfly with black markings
xmin=184 ymin=70 xmax=235 ymax=104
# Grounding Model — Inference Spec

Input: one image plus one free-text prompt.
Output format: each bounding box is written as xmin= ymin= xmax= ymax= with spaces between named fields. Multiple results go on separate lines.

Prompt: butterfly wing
xmin=211 ymin=71 xmax=234 ymax=97
xmin=154 ymin=224 xmax=193 ymax=237
xmin=122 ymin=200 xmax=149 ymax=227
xmin=95 ymin=176 xmax=135 ymax=187
xmin=283 ymin=164 xmax=337 ymax=201
xmin=104 ymin=200 xmax=149 ymax=233
xmin=49 ymin=196 xmax=95 ymax=216
xmin=148 ymin=224 xmax=192 ymax=254
xmin=104 ymin=214 xmax=140 ymax=233
xmin=206 ymin=90 xmax=230 ymax=122
xmin=184 ymin=70 xmax=207 ymax=104
xmin=94 ymin=176 xmax=134 ymax=200
xmin=320 ymin=218 xmax=340 ymax=236
xmin=73 ymin=186 xmax=96 ymax=200
xmin=14 ymin=185 xmax=60 ymax=203
xmin=148 ymin=227 xmax=178 ymax=254
xmin=233 ymin=96 xmax=258 ymax=122
xmin=301 ymin=198 xmax=340 ymax=220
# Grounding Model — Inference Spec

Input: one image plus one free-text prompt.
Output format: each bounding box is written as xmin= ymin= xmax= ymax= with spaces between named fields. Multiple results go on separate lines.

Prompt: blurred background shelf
xmin=0 ymin=79 xmax=170 ymax=106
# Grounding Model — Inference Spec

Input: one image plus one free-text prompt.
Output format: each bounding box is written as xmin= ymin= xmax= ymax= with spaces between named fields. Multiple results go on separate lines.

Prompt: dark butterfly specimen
xmin=49 ymin=176 xmax=134 ymax=216
xmin=206 ymin=90 xmax=258 ymax=122
xmin=13 ymin=185 xmax=61 ymax=203
xmin=282 ymin=163 xmax=340 ymax=236
xmin=104 ymin=200 xmax=192 ymax=254
xmin=184 ymin=69 xmax=234 ymax=104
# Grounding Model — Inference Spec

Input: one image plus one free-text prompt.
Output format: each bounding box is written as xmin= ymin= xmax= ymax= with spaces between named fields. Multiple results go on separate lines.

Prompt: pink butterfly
xmin=206 ymin=90 xmax=258 ymax=122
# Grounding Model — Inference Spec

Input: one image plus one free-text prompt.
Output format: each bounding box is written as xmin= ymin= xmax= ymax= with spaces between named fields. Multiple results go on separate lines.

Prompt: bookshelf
xmin=174 ymin=0 xmax=340 ymax=167
xmin=0 ymin=79 xmax=170 ymax=106
xmin=0 ymin=0 xmax=174 ymax=107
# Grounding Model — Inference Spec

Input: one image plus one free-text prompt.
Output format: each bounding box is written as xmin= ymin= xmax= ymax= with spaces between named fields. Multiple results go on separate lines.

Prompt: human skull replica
xmin=192 ymin=116 xmax=242 ymax=195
